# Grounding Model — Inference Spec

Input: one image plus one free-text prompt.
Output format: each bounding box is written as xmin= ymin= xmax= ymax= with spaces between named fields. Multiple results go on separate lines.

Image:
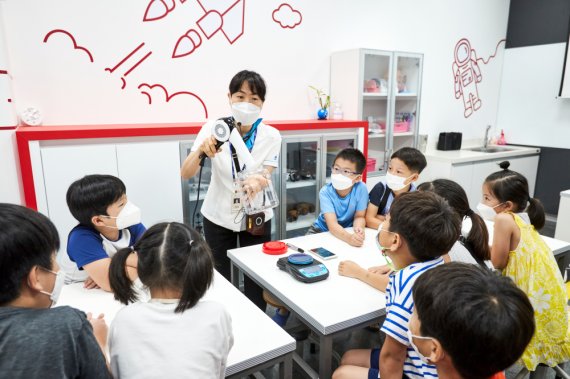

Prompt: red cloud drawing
xmin=138 ymin=83 xmax=208 ymax=119
xmin=43 ymin=29 xmax=94 ymax=62
xmin=272 ymin=3 xmax=302 ymax=29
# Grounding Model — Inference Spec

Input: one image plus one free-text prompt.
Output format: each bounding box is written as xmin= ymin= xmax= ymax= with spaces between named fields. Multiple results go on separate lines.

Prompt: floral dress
xmin=503 ymin=213 xmax=570 ymax=370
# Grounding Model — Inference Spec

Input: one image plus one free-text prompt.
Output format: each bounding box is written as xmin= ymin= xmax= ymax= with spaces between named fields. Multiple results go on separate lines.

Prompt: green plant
xmin=309 ymin=86 xmax=331 ymax=110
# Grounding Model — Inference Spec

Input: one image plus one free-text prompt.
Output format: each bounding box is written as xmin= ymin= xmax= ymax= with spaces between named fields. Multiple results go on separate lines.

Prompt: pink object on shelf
xmin=366 ymin=158 xmax=376 ymax=174
xmin=393 ymin=121 xmax=410 ymax=133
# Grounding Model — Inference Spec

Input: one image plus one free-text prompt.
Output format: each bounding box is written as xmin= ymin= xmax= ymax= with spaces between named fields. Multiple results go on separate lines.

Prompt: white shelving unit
xmin=331 ymin=48 xmax=423 ymax=177
xmin=286 ymin=213 xmax=317 ymax=231
xmin=285 ymin=180 xmax=317 ymax=189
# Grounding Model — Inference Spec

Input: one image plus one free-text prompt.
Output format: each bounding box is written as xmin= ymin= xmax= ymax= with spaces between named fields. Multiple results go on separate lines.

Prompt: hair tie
xmin=189 ymin=239 xmax=194 ymax=247
xmin=528 ymin=196 xmax=532 ymax=203
xmin=129 ymin=246 xmax=135 ymax=254
xmin=465 ymin=209 xmax=474 ymax=217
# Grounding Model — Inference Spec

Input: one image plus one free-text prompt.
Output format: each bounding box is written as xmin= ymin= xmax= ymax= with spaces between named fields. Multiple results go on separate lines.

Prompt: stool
xmin=514 ymin=364 xmax=569 ymax=379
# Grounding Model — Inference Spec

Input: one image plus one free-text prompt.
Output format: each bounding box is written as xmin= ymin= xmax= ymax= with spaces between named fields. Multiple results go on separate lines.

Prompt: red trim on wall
xmin=16 ymin=120 xmax=367 ymax=210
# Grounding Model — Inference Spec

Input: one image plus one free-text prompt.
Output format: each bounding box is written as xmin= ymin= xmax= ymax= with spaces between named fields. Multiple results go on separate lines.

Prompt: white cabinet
xmin=331 ymin=49 xmax=423 ymax=177
xmin=422 ymin=154 xmax=540 ymax=210
xmin=38 ymin=140 xmax=183 ymax=258
xmin=555 ymin=190 xmax=570 ymax=243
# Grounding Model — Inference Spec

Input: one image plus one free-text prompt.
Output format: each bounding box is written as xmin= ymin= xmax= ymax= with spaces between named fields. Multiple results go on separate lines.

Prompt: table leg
xmin=230 ymin=262 xmax=240 ymax=287
xmin=319 ymin=334 xmax=333 ymax=379
xmin=279 ymin=353 xmax=293 ymax=379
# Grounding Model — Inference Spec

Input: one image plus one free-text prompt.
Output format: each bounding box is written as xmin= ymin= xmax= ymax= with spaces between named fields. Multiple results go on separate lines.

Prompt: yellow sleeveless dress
xmin=503 ymin=213 xmax=570 ymax=370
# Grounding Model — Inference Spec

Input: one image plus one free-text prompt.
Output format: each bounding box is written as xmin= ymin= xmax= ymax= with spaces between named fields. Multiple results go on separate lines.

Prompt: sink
xmin=468 ymin=146 xmax=516 ymax=153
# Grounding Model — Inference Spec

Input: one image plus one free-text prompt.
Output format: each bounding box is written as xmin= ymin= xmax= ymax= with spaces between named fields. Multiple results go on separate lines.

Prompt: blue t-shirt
xmin=313 ymin=182 xmax=368 ymax=232
xmin=369 ymin=181 xmax=417 ymax=216
xmin=67 ymin=223 xmax=146 ymax=270
xmin=381 ymin=257 xmax=443 ymax=378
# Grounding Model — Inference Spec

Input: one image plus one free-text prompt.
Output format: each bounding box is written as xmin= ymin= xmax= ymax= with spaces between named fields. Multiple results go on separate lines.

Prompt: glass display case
xmin=331 ymin=49 xmax=423 ymax=177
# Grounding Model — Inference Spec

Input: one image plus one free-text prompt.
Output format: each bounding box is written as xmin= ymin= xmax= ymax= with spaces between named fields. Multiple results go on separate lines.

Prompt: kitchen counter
xmin=425 ymin=145 xmax=540 ymax=164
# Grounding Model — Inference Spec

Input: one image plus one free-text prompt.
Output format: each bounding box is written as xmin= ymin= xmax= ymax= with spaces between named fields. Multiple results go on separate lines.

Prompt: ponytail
xmin=527 ymin=197 xmax=545 ymax=230
xmin=109 ymin=247 xmax=138 ymax=304
xmin=176 ymin=237 xmax=214 ymax=313
xmin=465 ymin=212 xmax=490 ymax=262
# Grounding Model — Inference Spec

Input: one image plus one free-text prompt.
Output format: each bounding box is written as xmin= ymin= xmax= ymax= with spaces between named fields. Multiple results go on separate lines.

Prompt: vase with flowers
xmin=309 ymin=86 xmax=331 ymax=120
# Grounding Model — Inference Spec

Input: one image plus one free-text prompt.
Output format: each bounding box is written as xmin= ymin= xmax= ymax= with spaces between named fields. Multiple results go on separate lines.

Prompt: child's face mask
xmin=476 ymin=202 xmax=504 ymax=221
xmin=386 ymin=172 xmax=414 ymax=191
xmin=101 ymin=201 xmax=142 ymax=230
xmin=38 ymin=267 xmax=65 ymax=307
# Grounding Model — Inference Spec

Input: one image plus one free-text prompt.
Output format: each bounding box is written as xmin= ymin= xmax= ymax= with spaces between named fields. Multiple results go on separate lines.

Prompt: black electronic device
xmin=276 ymin=255 xmax=329 ymax=283
xmin=437 ymin=132 xmax=463 ymax=151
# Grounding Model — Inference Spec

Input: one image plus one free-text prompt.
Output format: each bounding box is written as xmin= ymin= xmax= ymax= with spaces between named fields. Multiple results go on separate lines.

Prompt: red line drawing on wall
xmin=143 ymin=0 xmax=176 ymax=22
xmin=452 ymin=38 xmax=482 ymax=118
xmin=476 ymin=39 xmax=506 ymax=65
xmin=196 ymin=11 xmax=223 ymax=39
xmin=105 ymin=43 xmax=153 ymax=90
xmin=272 ymin=3 xmax=302 ymax=29
xmin=137 ymin=83 xmax=208 ymax=118
xmin=172 ymin=29 xmax=202 ymax=58
xmin=196 ymin=0 xmax=245 ymax=44
xmin=452 ymin=38 xmax=506 ymax=118
xmin=43 ymin=29 xmax=94 ymax=63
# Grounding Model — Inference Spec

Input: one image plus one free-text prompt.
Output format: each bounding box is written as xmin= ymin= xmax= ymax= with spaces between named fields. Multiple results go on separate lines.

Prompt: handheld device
xmin=309 ymin=247 xmax=337 ymax=260
xmin=276 ymin=254 xmax=329 ymax=283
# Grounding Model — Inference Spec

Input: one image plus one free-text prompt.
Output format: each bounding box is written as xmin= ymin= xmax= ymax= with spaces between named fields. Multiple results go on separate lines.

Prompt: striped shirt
xmin=380 ymin=257 xmax=444 ymax=378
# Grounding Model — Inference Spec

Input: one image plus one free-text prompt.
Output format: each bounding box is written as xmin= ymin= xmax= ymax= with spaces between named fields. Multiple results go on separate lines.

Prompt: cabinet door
xmin=391 ymin=52 xmax=423 ymax=154
xmin=322 ymin=134 xmax=357 ymax=183
xmin=281 ymin=137 xmax=320 ymax=238
xmin=362 ymin=50 xmax=392 ymax=176
xmin=508 ymin=156 xmax=539 ymax=197
xmin=470 ymin=160 xmax=500 ymax=209
xmin=40 ymin=144 xmax=118 ymax=257
xmin=450 ymin=163 xmax=476 ymax=208
xmin=117 ymin=141 xmax=183 ymax=227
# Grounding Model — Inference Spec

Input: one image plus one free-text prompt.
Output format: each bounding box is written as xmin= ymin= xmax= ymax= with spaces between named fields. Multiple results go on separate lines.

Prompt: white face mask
xmin=103 ymin=201 xmax=142 ymax=230
xmin=331 ymin=173 xmax=353 ymax=191
xmin=386 ymin=172 xmax=413 ymax=191
xmin=231 ymin=102 xmax=261 ymax=126
xmin=39 ymin=268 xmax=65 ymax=307
xmin=406 ymin=328 xmax=433 ymax=364
xmin=476 ymin=202 xmax=503 ymax=221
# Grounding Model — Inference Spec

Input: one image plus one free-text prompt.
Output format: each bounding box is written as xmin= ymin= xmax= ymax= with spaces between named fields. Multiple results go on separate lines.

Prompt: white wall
xmin=497 ymin=43 xmax=570 ymax=148
xmin=0 ymin=0 xmax=510 ymax=203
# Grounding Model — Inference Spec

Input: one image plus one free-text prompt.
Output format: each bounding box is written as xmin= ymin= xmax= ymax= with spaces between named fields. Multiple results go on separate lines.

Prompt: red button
xmin=262 ymin=241 xmax=288 ymax=255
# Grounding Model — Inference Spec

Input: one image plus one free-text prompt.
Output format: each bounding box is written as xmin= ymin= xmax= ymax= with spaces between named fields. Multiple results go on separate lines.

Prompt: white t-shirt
xmin=191 ymin=120 xmax=282 ymax=231
xmin=448 ymin=217 xmax=493 ymax=269
xmin=109 ymin=299 xmax=233 ymax=379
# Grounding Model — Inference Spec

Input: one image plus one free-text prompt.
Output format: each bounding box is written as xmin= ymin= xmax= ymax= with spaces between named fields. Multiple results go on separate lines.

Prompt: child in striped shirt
xmin=334 ymin=191 xmax=460 ymax=379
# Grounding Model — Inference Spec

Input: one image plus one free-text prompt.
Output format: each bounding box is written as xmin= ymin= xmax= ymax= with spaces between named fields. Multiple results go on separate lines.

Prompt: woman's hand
xmin=242 ymin=174 xmax=269 ymax=199
xmin=199 ymin=135 xmax=221 ymax=158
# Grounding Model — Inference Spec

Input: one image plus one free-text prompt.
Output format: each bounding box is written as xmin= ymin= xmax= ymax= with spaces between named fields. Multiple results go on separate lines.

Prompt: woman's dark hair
xmin=66 ymin=175 xmax=126 ymax=226
xmin=229 ymin=70 xmax=267 ymax=102
xmin=413 ymin=263 xmax=535 ymax=379
xmin=388 ymin=191 xmax=460 ymax=261
xmin=0 ymin=203 xmax=60 ymax=305
xmin=418 ymin=179 xmax=490 ymax=262
xmin=484 ymin=161 xmax=545 ymax=230
xmin=109 ymin=222 xmax=214 ymax=313
xmin=334 ymin=148 xmax=366 ymax=174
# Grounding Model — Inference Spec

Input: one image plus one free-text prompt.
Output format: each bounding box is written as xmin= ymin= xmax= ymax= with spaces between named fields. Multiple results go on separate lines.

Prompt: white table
xmin=56 ymin=272 xmax=296 ymax=378
xmin=228 ymin=228 xmax=388 ymax=379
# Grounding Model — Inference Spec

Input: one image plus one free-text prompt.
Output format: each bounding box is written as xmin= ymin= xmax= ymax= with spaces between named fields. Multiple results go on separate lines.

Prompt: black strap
xmin=230 ymin=144 xmax=242 ymax=174
xmin=377 ymin=185 xmax=393 ymax=215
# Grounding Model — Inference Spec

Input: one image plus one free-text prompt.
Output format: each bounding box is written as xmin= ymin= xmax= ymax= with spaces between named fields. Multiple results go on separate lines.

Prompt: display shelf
xmin=393 ymin=132 xmax=414 ymax=137
xmin=396 ymin=93 xmax=417 ymax=98
xmin=285 ymin=180 xmax=317 ymax=189
xmin=363 ymin=93 xmax=388 ymax=99
xmin=286 ymin=213 xmax=316 ymax=231
xmin=368 ymin=133 xmax=386 ymax=139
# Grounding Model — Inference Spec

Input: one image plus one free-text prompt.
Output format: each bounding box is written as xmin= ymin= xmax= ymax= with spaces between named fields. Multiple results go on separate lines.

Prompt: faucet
xmin=484 ymin=125 xmax=491 ymax=148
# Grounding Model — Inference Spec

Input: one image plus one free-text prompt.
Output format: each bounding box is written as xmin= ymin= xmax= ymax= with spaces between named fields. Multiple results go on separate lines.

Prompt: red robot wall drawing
xmin=453 ymin=38 xmax=481 ymax=118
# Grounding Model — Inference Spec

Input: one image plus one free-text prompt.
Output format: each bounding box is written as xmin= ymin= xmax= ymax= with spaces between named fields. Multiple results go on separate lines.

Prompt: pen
xmin=286 ymin=243 xmax=304 ymax=253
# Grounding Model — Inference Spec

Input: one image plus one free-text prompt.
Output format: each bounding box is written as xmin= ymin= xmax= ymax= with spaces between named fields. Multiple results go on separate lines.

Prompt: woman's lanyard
xmin=230 ymin=119 xmax=260 ymax=179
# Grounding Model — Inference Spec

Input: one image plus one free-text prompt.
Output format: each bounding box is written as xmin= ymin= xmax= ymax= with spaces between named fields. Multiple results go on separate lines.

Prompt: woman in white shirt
xmin=108 ymin=222 xmax=233 ymax=379
xmin=181 ymin=70 xmax=281 ymax=310
xmin=418 ymin=179 xmax=492 ymax=268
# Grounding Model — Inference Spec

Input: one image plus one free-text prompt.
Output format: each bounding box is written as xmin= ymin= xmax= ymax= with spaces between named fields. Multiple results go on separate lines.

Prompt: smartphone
xmin=309 ymin=247 xmax=337 ymax=260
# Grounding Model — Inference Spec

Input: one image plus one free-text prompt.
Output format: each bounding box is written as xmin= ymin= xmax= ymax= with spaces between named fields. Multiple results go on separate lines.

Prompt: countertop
xmin=561 ymin=190 xmax=570 ymax=198
xmin=424 ymin=145 xmax=541 ymax=164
